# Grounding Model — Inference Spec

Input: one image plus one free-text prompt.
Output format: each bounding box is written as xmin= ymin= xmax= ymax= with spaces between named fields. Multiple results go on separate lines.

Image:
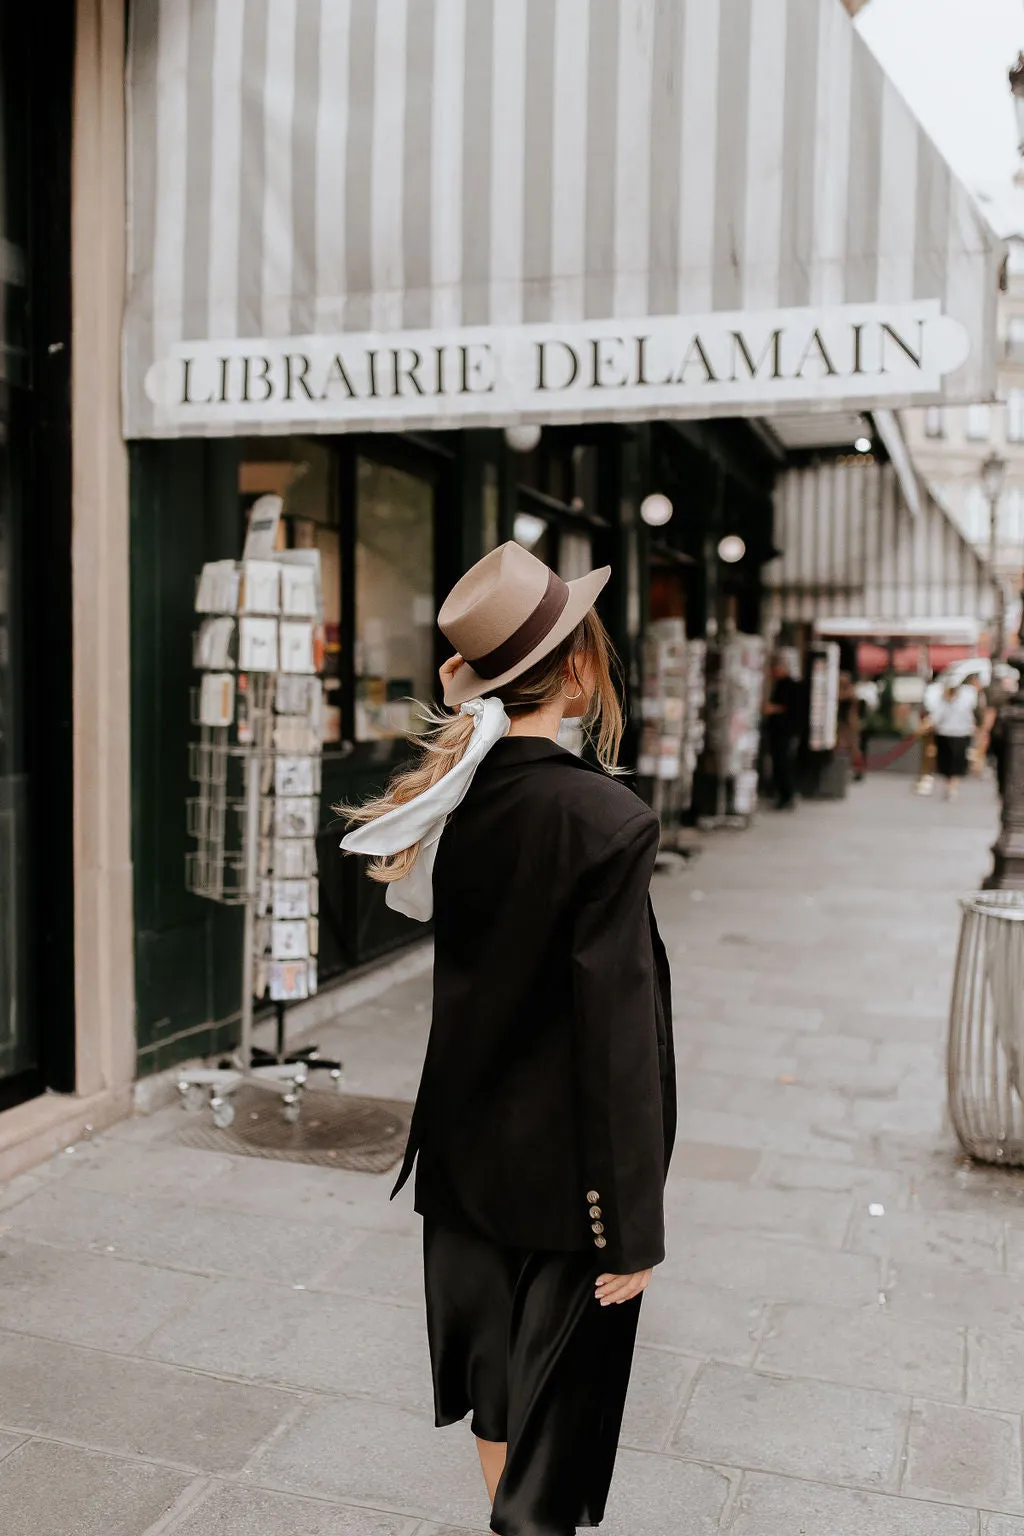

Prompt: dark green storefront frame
xmin=128 ymin=427 xmax=636 ymax=1076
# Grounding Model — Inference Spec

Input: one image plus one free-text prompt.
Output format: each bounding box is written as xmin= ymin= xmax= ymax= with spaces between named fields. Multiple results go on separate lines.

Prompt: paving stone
xmin=414 ymin=1527 xmax=486 ymax=1535
xmin=795 ymin=1061 xmax=905 ymax=1097
xmin=144 ymin=1278 xmax=431 ymax=1405
xmin=414 ymin=1527 xmax=486 ymax=1536
xmin=794 ymin=1035 xmax=875 ymax=1064
xmin=0 ymin=1331 xmax=293 ymax=1471
xmin=668 ymin=1141 xmax=761 ymax=1184
xmin=910 ymin=1167 xmax=1024 ymax=1222
xmin=757 ymin=1302 xmax=964 ymax=1400
xmin=672 ymin=1362 xmax=908 ymax=1488
xmin=0 ymin=1431 xmax=25 ymax=1462
xmin=691 ymin=1047 xmax=801 ymax=1080
xmin=165 ymin=1483 xmax=418 ymax=1535
xmin=884 ymin=1261 xmax=1024 ymax=1330
xmin=968 ymin=1328 xmax=1024 ymax=1411
xmin=852 ymin=1097 xmax=950 ymax=1136
xmin=678 ymin=1020 xmax=794 ymax=1056
xmin=699 ymin=1076 xmax=854 ymax=1127
xmin=664 ymin=1226 xmax=880 ymax=1307
xmin=618 ymin=1346 xmax=700 ymax=1452
xmin=902 ymin=1399 xmax=1024 ymax=1513
xmin=677 ymin=1108 xmax=859 ymax=1162
xmin=984 ymin=1519 xmax=1024 ymax=1535
xmin=2 ymin=1183 xmax=364 ymax=1286
xmin=312 ymin=1228 xmax=424 ymax=1304
xmin=665 ymin=1179 xmax=852 ymax=1248
xmin=837 ymin=1009 xmax=947 ymax=1043
xmin=725 ymin=1470 xmax=978 ymax=1535
xmin=847 ymin=1206 xmax=1006 ymax=1272
xmin=0 ymin=1439 xmax=193 ymax=1536
xmin=241 ymin=1394 xmax=490 ymax=1529
xmin=600 ymin=1449 xmax=733 ymax=1536
xmin=0 ymin=1237 xmax=208 ymax=1352
xmin=67 ymin=1144 xmax=237 ymax=1199
xmin=758 ymin=1155 xmax=907 ymax=1207
xmin=211 ymin=1158 xmax=413 ymax=1233
xmin=637 ymin=1277 xmax=766 ymax=1365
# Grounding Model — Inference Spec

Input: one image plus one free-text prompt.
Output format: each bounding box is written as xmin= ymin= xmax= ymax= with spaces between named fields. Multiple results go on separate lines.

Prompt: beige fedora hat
xmin=438 ymin=542 xmax=611 ymax=708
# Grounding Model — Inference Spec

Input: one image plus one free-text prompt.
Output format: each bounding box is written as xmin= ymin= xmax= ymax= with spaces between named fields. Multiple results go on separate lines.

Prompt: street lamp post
xmin=983 ymin=452 xmax=1008 ymax=659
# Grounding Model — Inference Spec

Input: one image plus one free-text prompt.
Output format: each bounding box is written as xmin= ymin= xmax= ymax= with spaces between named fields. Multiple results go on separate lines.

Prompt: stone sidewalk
xmin=1 ymin=774 xmax=1022 ymax=1535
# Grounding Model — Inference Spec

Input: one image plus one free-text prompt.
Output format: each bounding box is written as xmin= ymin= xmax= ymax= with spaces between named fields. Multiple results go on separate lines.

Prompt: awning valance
xmin=124 ymin=0 xmax=1003 ymax=439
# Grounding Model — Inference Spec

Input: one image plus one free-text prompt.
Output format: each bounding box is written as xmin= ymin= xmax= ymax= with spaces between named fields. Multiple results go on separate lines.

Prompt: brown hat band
xmin=463 ymin=568 xmax=571 ymax=680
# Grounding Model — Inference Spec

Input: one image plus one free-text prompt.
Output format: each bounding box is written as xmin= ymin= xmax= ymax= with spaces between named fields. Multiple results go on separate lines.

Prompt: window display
xmin=355 ymin=457 xmax=435 ymax=741
xmin=239 ymin=441 xmax=341 ymax=743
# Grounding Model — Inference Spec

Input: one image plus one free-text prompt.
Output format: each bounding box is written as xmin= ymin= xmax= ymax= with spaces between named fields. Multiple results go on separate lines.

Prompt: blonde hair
xmin=339 ymin=608 xmax=624 ymax=885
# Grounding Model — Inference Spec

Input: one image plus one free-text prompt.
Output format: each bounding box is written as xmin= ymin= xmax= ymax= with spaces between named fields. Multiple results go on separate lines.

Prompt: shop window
xmin=239 ymin=440 xmax=342 ymax=744
xmin=482 ymin=463 xmax=501 ymax=554
xmin=965 ymin=404 xmax=991 ymax=442
xmin=923 ymin=406 xmax=944 ymax=439
xmin=1008 ymin=390 xmax=1024 ymax=444
xmin=513 ymin=510 xmax=552 ymax=563
xmin=559 ymin=529 xmax=594 ymax=582
xmin=355 ymin=457 xmax=435 ymax=741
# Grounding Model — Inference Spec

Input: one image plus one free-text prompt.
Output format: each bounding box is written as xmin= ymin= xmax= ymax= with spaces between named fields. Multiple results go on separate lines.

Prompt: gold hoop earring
xmin=562 ymin=683 xmax=584 ymax=702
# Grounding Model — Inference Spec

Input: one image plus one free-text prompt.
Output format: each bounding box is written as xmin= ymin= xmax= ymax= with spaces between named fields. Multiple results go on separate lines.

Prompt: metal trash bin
xmin=948 ymin=891 xmax=1024 ymax=1164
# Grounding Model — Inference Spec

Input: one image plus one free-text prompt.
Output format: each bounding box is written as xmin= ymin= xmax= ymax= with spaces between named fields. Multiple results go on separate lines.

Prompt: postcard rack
xmin=180 ymin=526 xmax=342 ymax=1126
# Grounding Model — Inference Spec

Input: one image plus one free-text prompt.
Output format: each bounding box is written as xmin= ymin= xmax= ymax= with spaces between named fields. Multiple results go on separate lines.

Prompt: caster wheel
xmin=282 ymin=1095 xmax=301 ymax=1125
xmin=329 ymin=1068 xmax=343 ymax=1090
xmin=210 ymin=1097 xmax=236 ymax=1129
xmin=178 ymin=1083 xmax=206 ymax=1114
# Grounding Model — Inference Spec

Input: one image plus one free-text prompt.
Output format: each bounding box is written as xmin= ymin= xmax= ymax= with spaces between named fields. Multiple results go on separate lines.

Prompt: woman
xmin=929 ymin=677 xmax=979 ymax=801
xmin=341 ymin=542 xmax=676 ymax=1536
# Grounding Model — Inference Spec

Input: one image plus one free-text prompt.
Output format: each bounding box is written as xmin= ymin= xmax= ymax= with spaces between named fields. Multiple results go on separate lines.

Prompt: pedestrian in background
xmin=930 ymin=677 xmax=980 ymax=801
xmin=913 ymin=670 xmax=943 ymax=796
xmin=764 ymin=655 xmax=803 ymax=810
xmin=340 ymin=543 xmax=676 ymax=1536
xmin=836 ymin=671 xmax=865 ymax=781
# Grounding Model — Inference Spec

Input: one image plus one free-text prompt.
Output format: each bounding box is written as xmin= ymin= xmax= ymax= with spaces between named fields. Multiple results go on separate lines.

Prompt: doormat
xmin=175 ymin=1084 xmax=412 ymax=1173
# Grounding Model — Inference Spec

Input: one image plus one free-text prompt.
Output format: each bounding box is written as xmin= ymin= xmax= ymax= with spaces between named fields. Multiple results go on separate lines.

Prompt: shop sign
xmin=143 ymin=300 xmax=969 ymax=431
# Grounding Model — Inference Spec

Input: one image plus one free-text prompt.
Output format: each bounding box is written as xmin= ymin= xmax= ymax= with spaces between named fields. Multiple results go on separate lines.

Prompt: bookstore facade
xmin=120 ymin=0 xmax=1002 ymax=1078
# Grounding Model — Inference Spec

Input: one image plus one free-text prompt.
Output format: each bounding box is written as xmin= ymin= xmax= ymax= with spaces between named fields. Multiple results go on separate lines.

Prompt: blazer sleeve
xmin=570 ymin=808 xmax=668 ymax=1274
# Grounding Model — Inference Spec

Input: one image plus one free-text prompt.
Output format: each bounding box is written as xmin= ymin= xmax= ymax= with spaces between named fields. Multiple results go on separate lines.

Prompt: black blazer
xmin=390 ymin=736 xmax=676 ymax=1274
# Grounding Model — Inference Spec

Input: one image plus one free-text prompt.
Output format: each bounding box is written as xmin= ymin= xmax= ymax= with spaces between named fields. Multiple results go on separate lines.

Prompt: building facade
xmin=902 ymin=215 xmax=1024 ymax=598
xmin=0 ymin=0 xmax=1003 ymax=1169
xmin=0 ymin=0 xmax=136 ymax=1177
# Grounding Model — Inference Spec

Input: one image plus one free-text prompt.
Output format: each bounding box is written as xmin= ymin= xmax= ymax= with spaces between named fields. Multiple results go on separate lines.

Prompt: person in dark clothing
xmin=340 ymin=542 xmax=675 ymax=1536
xmin=764 ymin=657 xmax=802 ymax=809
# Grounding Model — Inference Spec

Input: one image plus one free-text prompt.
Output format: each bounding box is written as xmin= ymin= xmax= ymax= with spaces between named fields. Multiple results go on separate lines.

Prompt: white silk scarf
xmin=340 ymin=696 xmax=510 ymax=922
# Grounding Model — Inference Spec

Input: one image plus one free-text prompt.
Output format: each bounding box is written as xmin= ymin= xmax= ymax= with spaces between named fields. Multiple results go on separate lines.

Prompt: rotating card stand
xmin=181 ymin=535 xmax=342 ymax=1127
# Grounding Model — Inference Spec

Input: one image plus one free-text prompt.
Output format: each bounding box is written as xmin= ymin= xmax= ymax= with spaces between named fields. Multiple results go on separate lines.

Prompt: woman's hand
xmin=595 ymin=1269 xmax=652 ymax=1306
xmin=439 ymin=653 xmax=464 ymax=695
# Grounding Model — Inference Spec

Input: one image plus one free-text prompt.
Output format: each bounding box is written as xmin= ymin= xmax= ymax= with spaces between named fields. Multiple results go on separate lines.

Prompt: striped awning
xmin=765 ymin=461 xmax=993 ymax=628
xmin=124 ymin=0 xmax=1003 ymax=440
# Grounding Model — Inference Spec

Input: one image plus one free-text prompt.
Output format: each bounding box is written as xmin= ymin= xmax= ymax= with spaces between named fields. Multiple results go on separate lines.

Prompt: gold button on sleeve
xmin=586 ymin=1190 xmax=600 ymax=1204
xmin=594 ymin=1235 xmax=607 ymax=1249
xmin=591 ymin=1221 xmax=604 ymax=1234
xmin=589 ymin=1205 xmax=602 ymax=1219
